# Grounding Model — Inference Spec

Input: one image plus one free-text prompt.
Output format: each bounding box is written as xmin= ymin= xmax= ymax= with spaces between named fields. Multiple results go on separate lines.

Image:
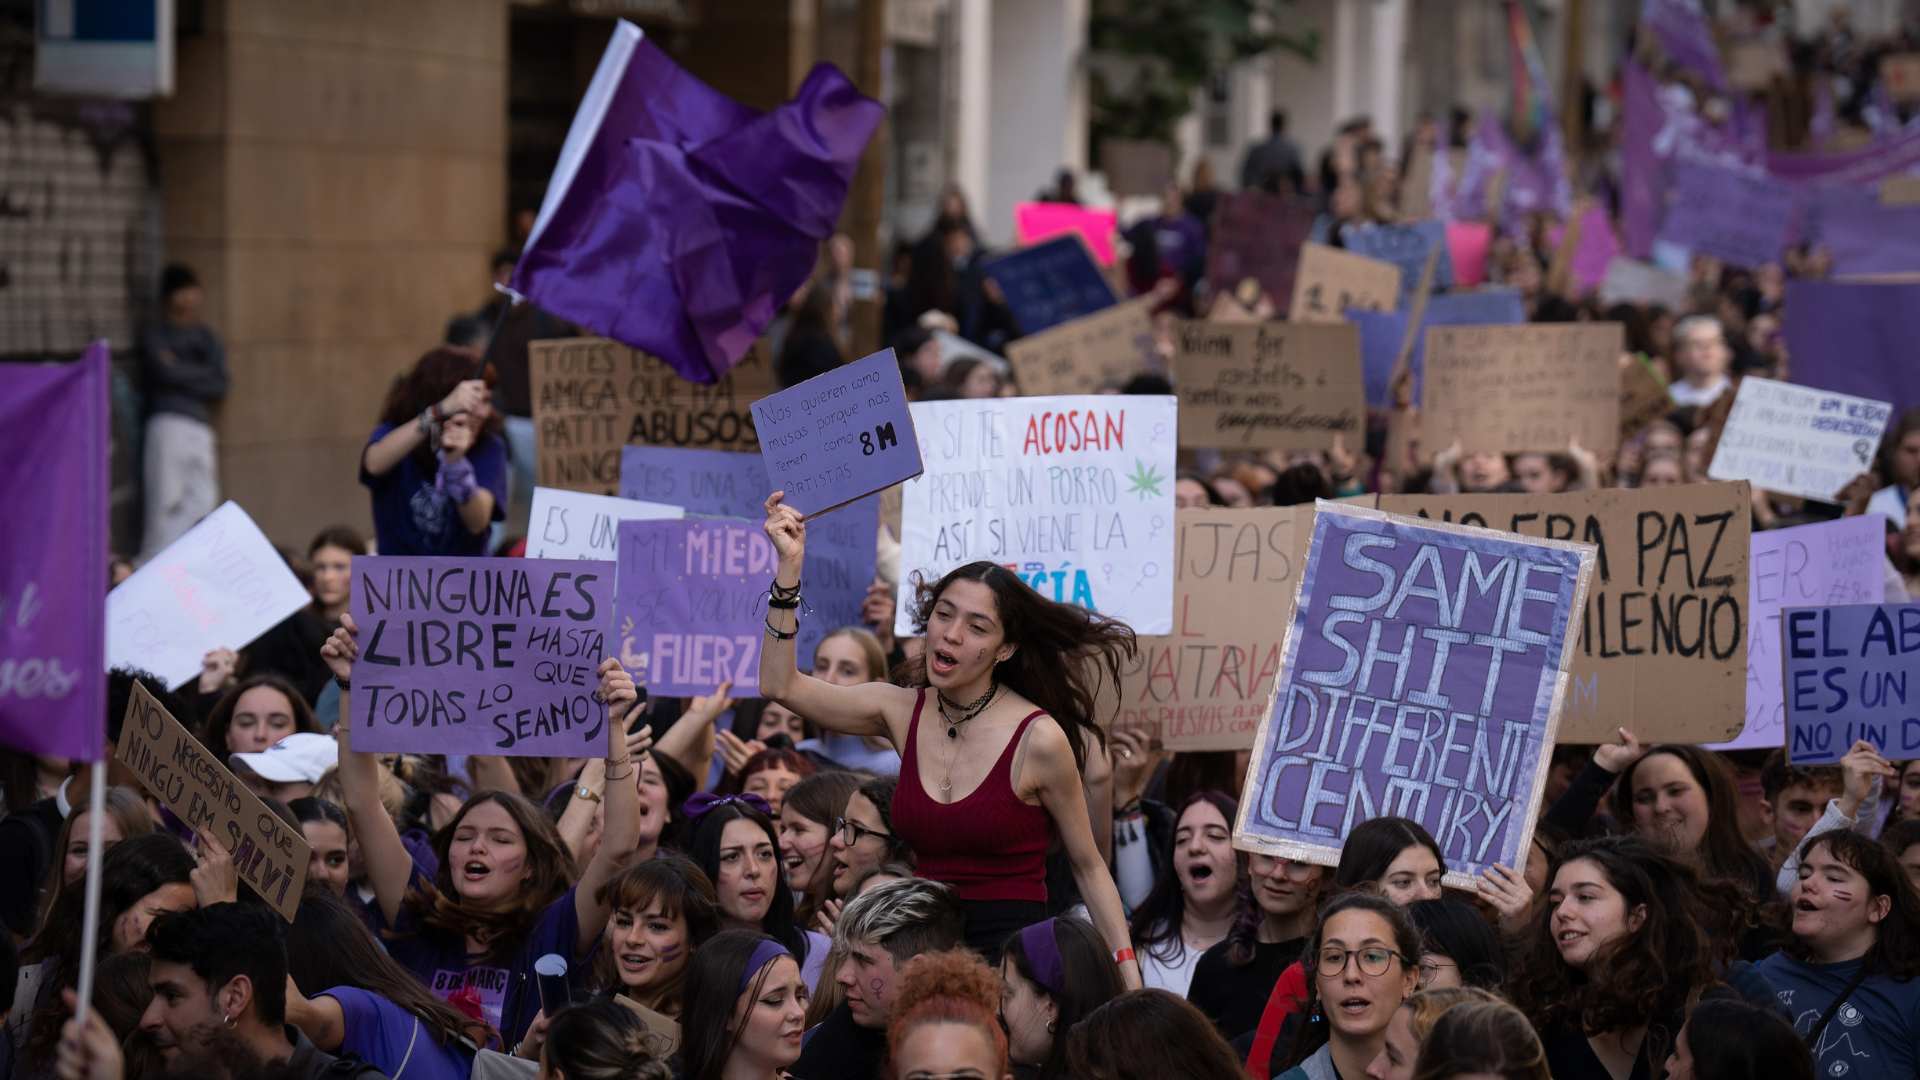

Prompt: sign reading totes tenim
xmin=1236 ymin=502 xmax=1593 ymax=887
xmin=349 ymin=557 xmax=612 ymax=757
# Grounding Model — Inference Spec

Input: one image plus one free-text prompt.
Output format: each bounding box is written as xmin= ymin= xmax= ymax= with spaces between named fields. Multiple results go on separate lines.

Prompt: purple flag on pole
xmin=0 ymin=342 xmax=108 ymax=760
xmin=511 ymin=21 xmax=884 ymax=384
xmin=1783 ymin=280 xmax=1920 ymax=416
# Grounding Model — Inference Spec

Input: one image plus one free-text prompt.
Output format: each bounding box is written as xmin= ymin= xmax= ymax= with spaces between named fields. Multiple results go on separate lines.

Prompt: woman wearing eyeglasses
xmin=1273 ymin=894 xmax=1420 ymax=1080
xmin=1404 ymin=898 xmax=1505 ymax=992
xmin=828 ymin=776 xmax=914 ymax=898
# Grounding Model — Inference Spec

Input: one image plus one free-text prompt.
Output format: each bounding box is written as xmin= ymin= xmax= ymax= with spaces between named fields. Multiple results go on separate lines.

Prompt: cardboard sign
xmin=616 ymin=446 xmax=878 ymax=672
xmin=527 ymin=487 xmax=683 ymax=561
xmin=894 ymin=395 xmax=1178 ymax=637
xmin=981 ymin=236 xmax=1118 ymax=336
xmin=116 ymin=684 xmax=310 ymax=920
xmin=529 ymin=336 xmax=776 ymax=495
xmin=751 ymin=348 xmax=921 ymax=516
xmin=1114 ymin=508 xmax=1314 ymax=750
xmin=1725 ymin=39 xmax=1788 ymax=91
xmin=1710 ymin=516 xmax=1888 ymax=751
xmin=1882 ymin=52 xmax=1920 ymax=102
xmin=107 ymin=502 xmax=313 ymax=690
xmin=1785 ymin=603 xmax=1920 ymax=762
xmin=1707 ymin=377 xmax=1892 ymax=503
xmin=1619 ymin=355 xmax=1673 ymax=439
xmin=1205 ymin=191 xmax=1316 ymax=313
xmin=1015 ymin=202 xmax=1120 ymax=266
xmin=1100 ymin=139 xmax=1176 ymax=198
xmin=1422 ymin=324 xmax=1625 ymax=457
xmin=348 ymin=557 xmax=613 ymax=757
xmin=1599 ymin=258 xmax=1692 ymax=309
xmin=1880 ymin=176 xmax=1920 ymax=207
xmin=1352 ymin=290 xmax=1529 ymax=410
xmin=1400 ymin=144 xmax=1435 ymax=221
xmin=1657 ymin=160 xmax=1795 ymax=269
xmin=1235 ymin=503 xmax=1592 ymax=885
xmin=1375 ymin=482 xmax=1751 ymax=743
xmin=1004 ymin=298 xmax=1159 ymax=396
xmin=616 ymin=519 xmax=770 ymax=696
xmin=1343 ymin=221 xmax=1455 ymax=304
xmin=615 ymin=995 xmax=681 ymax=1057
xmin=1289 ymin=244 xmax=1401 ymax=324
xmin=1173 ymin=321 xmax=1366 ymax=451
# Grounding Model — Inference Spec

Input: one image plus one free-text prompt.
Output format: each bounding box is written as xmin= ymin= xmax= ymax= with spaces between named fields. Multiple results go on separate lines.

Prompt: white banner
xmin=895 ymin=395 xmax=1177 ymax=637
xmin=106 ymin=502 xmax=311 ymax=689
xmin=1707 ymin=377 xmax=1892 ymax=503
xmin=527 ymin=486 xmax=683 ymax=561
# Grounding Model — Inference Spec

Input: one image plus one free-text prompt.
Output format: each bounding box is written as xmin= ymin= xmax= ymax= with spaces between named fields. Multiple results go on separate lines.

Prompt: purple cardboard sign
xmin=349 ymin=557 xmax=614 ymax=756
xmin=1352 ymin=290 xmax=1528 ymax=408
xmin=0 ymin=343 xmax=108 ymax=760
xmin=1784 ymin=602 xmax=1920 ymax=763
xmin=1711 ymin=516 xmax=1888 ymax=752
xmin=618 ymin=446 xmax=881 ymax=672
xmin=751 ymin=348 xmax=922 ymax=516
xmin=617 ymin=519 xmax=771 ymax=696
xmin=1235 ymin=502 xmax=1594 ymax=885
xmin=1784 ymin=281 xmax=1920 ymax=416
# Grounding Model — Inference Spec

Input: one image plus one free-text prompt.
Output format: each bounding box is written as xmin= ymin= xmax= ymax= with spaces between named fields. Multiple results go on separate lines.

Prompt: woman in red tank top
xmin=760 ymin=492 xmax=1143 ymax=986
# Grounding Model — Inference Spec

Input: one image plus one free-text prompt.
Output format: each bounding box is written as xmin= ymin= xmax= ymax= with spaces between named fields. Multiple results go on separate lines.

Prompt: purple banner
xmin=0 ymin=343 xmax=108 ymax=760
xmin=751 ymin=347 xmax=922 ymax=516
xmin=618 ymin=446 xmax=880 ymax=671
xmin=1236 ymin=504 xmax=1590 ymax=882
xmin=1784 ymin=280 xmax=1920 ymax=416
xmin=1803 ymin=185 xmax=1920 ymax=275
xmin=1711 ymin=517 xmax=1888 ymax=752
xmin=1785 ymin=603 xmax=1920 ymax=763
xmin=349 ymin=557 xmax=614 ymax=756
xmin=1640 ymin=0 xmax=1728 ymax=90
xmin=1767 ymin=127 xmax=1920 ymax=186
xmin=1657 ymin=159 xmax=1796 ymax=268
xmin=1352 ymin=290 xmax=1528 ymax=409
xmin=618 ymin=519 xmax=770 ymax=696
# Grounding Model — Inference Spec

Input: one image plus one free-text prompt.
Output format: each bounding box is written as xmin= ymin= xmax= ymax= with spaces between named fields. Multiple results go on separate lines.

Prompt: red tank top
xmin=891 ymin=689 xmax=1052 ymax=902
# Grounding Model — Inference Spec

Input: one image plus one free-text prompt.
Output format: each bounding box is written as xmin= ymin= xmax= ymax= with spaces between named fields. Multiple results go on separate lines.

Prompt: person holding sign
xmin=760 ymin=492 xmax=1141 ymax=983
xmin=321 ymin=618 xmax=643 ymax=1047
xmin=359 ymin=347 xmax=506 ymax=557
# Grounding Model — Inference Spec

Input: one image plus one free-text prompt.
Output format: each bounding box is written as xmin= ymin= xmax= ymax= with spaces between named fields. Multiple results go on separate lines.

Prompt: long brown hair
xmin=201 ymin=674 xmax=320 ymax=763
xmin=1608 ymin=745 xmax=1774 ymax=899
xmin=34 ymin=785 xmax=153 ymax=936
xmin=779 ymin=769 xmax=864 ymax=926
xmin=589 ymin=853 xmax=721 ymax=1016
xmin=1791 ymin=830 xmax=1920 ymax=980
xmin=1064 ymin=990 xmax=1246 ymax=1080
xmin=908 ymin=561 xmax=1137 ymax=771
xmin=376 ymin=346 xmax=503 ymax=473
xmin=409 ymin=790 xmax=577 ymax=958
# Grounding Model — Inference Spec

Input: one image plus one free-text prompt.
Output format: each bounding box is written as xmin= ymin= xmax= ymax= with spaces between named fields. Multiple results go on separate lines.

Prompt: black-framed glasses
xmin=1315 ymin=946 xmax=1408 ymax=977
xmin=834 ymin=816 xmax=891 ymax=846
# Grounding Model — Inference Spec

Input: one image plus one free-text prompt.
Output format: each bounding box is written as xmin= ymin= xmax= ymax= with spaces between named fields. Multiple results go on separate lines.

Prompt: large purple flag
xmin=1784 ymin=280 xmax=1920 ymax=417
xmin=511 ymin=21 xmax=884 ymax=384
xmin=0 ymin=342 xmax=108 ymax=760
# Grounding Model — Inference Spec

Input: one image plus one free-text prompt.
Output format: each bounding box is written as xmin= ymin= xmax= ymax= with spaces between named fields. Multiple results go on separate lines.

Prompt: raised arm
xmin=1027 ymin=722 xmax=1142 ymax=990
xmin=653 ymin=682 xmax=734 ymax=781
xmin=321 ymin=613 xmax=416 ymax=927
xmin=575 ymin=658 xmax=645 ymax=955
xmin=759 ymin=492 xmax=911 ymax=738
xmin=362 ymin=379 xmax=488 ymax=478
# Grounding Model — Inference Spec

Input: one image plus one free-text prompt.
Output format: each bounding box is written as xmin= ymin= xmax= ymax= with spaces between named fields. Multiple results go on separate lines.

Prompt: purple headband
xmin=684 ymin=791 xmax=773 ymax=822
xmin=741 ymin=938 xmax=792 ymax=994
xmin=1018 ymin=919 xmax=1067 ymax=997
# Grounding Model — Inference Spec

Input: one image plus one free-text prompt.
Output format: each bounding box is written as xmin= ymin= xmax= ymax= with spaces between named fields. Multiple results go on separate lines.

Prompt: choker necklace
xmin=937 ymin=683 xmax=997 ymax=739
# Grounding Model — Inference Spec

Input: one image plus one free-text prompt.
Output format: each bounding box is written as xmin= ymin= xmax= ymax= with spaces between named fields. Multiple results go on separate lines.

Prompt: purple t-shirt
xmin=321 ymin=986 xmax=476 ymax=1080
xmin=359 ymin=424 xmax=507 ymax=556
xmin=375 ymin=869 xmax=580 ymax=1046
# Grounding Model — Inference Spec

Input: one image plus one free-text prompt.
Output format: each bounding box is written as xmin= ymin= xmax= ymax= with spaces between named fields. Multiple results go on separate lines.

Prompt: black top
xmin=243 ymin=607 xmax=336 ymax=705
xmin=1186 ymin=936 xmax=1307 ymax=1044
xmin=790 ymin=1002 xmax=886 ymax=1080
xmin=0 ymin=797 xmax=61 ymax=938
xmin=1539 ymin=1021 xmax=1662 ymax=1080
xmin=139 ymin=321 xmax=229 ymax=422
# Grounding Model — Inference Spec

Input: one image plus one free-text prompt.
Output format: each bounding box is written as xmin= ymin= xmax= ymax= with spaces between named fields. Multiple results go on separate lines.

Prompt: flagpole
xmin=72 ymin=758 xmax=108 ymax=1017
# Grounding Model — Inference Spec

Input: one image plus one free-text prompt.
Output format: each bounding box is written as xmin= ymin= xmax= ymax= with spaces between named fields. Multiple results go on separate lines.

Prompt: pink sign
xmin=1445 ymin=222 xmax=1493 ymax=286
xmin=1015 ymin=202 xmax=1119 ymax=266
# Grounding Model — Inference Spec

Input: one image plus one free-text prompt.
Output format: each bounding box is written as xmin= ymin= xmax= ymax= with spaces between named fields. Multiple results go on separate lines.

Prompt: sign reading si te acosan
xmin=895 ymin=395 xmax=1178 ymax=637
xmin=348 ymin=557 xmax=612 ymax=757
xmin=1236 ymin=502 xmax=1592 ymax=886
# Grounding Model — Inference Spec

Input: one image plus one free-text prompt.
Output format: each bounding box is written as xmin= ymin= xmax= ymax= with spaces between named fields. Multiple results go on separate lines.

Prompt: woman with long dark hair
xmin=685 ymin=795 xmax=829 ymax=991
xmin=323 ymin=621 xmax=643 ymax=1046
xmin=284 ymin=885 xmax=492 ymax=1074
xmin=1409 ymin=998 xmax=1552 ymax=1080
xmin=1065 ymin=990 xmax=1247 ymax=1080
xmin=288 ymin=796 xmax=353 ymax=898
xmin=778 ymin=770 xmax=864 ymax=930
xmin=31 ymin=786 xmax=151 ymax=936
xmin=1273 ymin=893 xmax=1421 ymax=1080
xmin=760 ymin=493 xmax=1140 ymax=977
xmin=1188 ymin=848 xmax=1325 ymax=1044
xmin=999 ymin=916 xmax=1126 ymax=1078
xmin=677 ymin=930 xmax=811 ymax=1080
xmin=825 ymin=775 xmax=913 ymax=904
xmin=1127 ymin=791 xmax=1244 ymax=997
xmin=201 ymin=673 xmax=319 ymax=766
xmin=360 ymin=346 xmax=505 ymax=556
xmin=1512 ymin=836 xmax=1771 ymax=1079
xmin=1661 ymin=998 xmax=1813 ymax=1080
xmin=536 ymin=1000 xmax=673 ymax=1080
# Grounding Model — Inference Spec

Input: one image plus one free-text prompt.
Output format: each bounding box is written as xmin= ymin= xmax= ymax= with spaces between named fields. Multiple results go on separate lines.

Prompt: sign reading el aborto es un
xmin=1375 ymin=481 xmax=1751 ymax=743
xmin=1235 ymin=502 xmax=1594 ymax=886
xmin=1784 ymin=603 xmax=1920 ymax=763
xmin=117 ymin=684 xmax=310 ymax=920
xmin=348 ymin=557 xmax=613 ymax=757
xmin=750 ymin=347 xmax=922 ymax=516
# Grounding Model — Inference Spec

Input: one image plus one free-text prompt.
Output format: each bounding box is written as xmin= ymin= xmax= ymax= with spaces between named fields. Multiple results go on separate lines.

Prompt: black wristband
xmin=764 ymin=619 xmax=797 ymax=640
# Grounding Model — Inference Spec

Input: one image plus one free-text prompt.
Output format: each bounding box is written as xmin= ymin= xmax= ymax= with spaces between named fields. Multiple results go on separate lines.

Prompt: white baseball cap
xmin=231 ymin=732 xmax=338 ymax=784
